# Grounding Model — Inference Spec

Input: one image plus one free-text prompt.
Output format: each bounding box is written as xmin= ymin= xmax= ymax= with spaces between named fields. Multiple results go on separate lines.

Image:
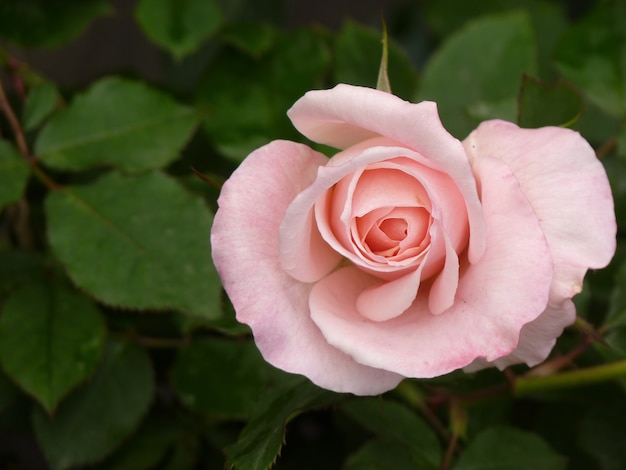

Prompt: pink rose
xmin=211 ymin=84 xmax=616 ymax=395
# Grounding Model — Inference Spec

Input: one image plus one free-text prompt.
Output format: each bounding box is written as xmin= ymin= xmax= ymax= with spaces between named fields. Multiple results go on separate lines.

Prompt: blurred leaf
xmin=0 ymin=250 xmax=45 ymax=295
xmin=423 ymin=0 xmax=565 ymax=80
xmin=198 ymin=51 xmax=273 ymax=161
xmin=0 ymin=0 xmax=111 ymax=47
xmin=101 ymin=416 xmax=179 ymax=470
xmin=45 ymin=171 xmax=221 ymax=317
xmin=263 ymin=28 xmax=331 ymax=135
xmin=517 ymin=75 xmax=583 ymax=128
xmin=32 ymin=340 xmax=154 ymax=470
xmin=22 ymin=81 xmax=60 ymax=131
xmin=199 ymin=28 xmax=330 ymax=161
xmin=135 ymin=0 xmax=222 ymax=60
xmin=341 ymin=398 xmax=441 ymax=469
xmin=609 ymin=157 xmax=626 ymax=232
xmin=36 ymin=77 xmax=198 ymax=173
xmin=555 ymin=1 xmax=626 ymax=118
xmin=0 ymin=282 xmax=106 ymax=413
xmin=220 ymin=22 xmax=277 ymax=58
xmin=0 ymin=141 xmax=30 ymax=210
xmin=171 ymin=337 xmax=267 ymax=419
xmin=578 ymin=400 xmax=626 ymax=470
xmin=177 ymin=299 xmax=251 ymax=336
xmin=343 ymin=439 xmax=417 ymax=470
xmin=225 ymin=378 xmax=341 ymax=470
xmin=618 ymin=127 xmax=626 ymax=160
xmin=334 ymin=20 xmax=417 ymax=100
xmin=418 ymin=11 xmax=537 ymax=138
xmin=0 ymin=369 xmax=20 ymax=414
xmin=453 ymin=426 xmax=566 ymax=470
xmin=466 ymin=96 xmax=517 ymax=122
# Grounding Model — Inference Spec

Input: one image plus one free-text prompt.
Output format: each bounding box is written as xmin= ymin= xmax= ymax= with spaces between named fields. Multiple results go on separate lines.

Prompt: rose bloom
xmin=211 ymin=85 xmax=616 ymax=395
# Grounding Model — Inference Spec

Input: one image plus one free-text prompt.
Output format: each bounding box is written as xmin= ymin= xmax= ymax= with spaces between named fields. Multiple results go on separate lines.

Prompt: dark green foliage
xmin=0 ymin=1 xmax=624 ymax=469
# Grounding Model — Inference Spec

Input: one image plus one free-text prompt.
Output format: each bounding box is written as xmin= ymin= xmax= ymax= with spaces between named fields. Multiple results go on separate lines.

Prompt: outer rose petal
xmin=288 ymin=84 xmax=486 ymax=263
xmin=309 ymin=157 xmax=553 ymax=377
xmin=464 ymin=121 xmax=616 ymax=302
xmin=464 ymin=299 xmax=576 ymax=371
xmin=211 ymin=140 xmax=403 ymax=394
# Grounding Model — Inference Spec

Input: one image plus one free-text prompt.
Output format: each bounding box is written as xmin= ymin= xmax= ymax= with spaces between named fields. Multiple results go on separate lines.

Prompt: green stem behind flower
xmin=515 ymin=359 xmax=626 ymax=396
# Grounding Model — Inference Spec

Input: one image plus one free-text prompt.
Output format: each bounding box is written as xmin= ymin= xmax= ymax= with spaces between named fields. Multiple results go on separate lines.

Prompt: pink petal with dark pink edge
xmin=309 ymin=156 xmax=553 ymax=377
xmin=288 ymin=85 xmax=486 ymax=263
xmin=464 ymin=121 xmax=616 ymax=303
xmin=212 ymin=140 xmax=403 ymax=394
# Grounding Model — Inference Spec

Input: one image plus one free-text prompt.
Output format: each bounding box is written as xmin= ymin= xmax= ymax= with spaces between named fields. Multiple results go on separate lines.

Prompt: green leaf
xmin=341 ymin=398 xmax=441 ymax=469
xmin=619 ymin=126 xmax=626 ymax=160
xmin=0 ymin=141 xmax=30 ymax=210
xmin=578 ymin=400 xmax=626 ymax=470
xmin=334 ymin=20 xmax=417 ymax=100
xmin=135 ymin=0 xmax=223 ymax=60
xmin=45 ymin=171 xmax=221 ymax=317
xmin=225 ymin=378 xmax=341 ymax=470
xmin=171 ymin=337 xmax=267 ymax=419
xmin=23 ymin=82 xmax=60 ymax=131
xmin=0 ymin=369 xmax=21 ymax=414
xmin=36 ymin=77 xmax=198 ymax=173
xmin=32 ymin=340 xmax=154 ymax=470
xmin=0 ymin=282 xmax=106 ymax=412
xmin=102 ymin=416 xmax=179 ymax=470
xmin=0 ymin=250 xmax=45 ymax=295
xmin=199 ymin=28 xmax=330 ymax=161
xmin=453 ymin=426 xmax=566 ymax=470
xmin=554 ymin=1 xmax=626 ymax=118
xmin=423 ymin=1 xmax=566 ymax=81
xmin=418 ymin=11 xmax=537 ymax=138
xmin=198 ymin=51 xmax=273 ymax=161
xmin=344 ymin=439 xmax=417 ymax=470
xmin=0 ymin=0 xmax=112 ymax=47
xmin=517 ymin=75 xmax=583 ymax=128
xmin=220 ymin=22 xmax=277 ymax=58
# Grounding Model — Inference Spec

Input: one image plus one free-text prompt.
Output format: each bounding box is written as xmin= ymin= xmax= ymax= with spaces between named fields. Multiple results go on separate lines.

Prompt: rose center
xmin=355 ymin=207 xmax=431 ymax=259
xmin=378 ymin=218 xmax=408 ymax=241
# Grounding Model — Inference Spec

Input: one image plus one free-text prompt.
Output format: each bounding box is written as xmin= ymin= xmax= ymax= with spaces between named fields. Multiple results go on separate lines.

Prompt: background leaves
xmin=0 ymin=1 xmax=625 ymax=469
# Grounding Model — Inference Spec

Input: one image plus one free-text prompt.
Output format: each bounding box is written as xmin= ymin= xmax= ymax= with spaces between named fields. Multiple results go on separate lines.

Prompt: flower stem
xmin=0 ymin=77 xmax=59 ymax=190
xmin=514 ymin=359 xmax=626 ymax=396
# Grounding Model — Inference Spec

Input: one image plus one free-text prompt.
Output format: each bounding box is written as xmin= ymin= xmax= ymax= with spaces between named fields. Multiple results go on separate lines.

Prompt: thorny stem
xmin=0 ymin=78 xmax=59 ymax=190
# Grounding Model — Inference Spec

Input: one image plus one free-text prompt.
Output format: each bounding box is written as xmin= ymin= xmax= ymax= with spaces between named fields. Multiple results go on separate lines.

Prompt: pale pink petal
xmin=356 ymin=265 xmax=424 ymax=322
xmin=427 ymin=223 xmax=460 ymax=315
xmin=288 ymin=84 xmax=486 ymax=263
xmin=464 ymin=121 xmax=616 ymax=303
xmin=212 ymin=140 xmax=403 ymax=394
xmin=309 ymin=156 xmax=553 ymax=377
xmin=464 ymin=299 xmax=576 ymax=371
xmin=290 ymin=141 xmax=441 ymax=278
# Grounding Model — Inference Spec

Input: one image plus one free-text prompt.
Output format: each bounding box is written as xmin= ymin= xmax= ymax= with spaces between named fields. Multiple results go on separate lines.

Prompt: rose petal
xmin=464 ymin=296 xmax=576 ymax=371
xmin=288 ymin=84 xmax=486 ymax=263
xmin=287 ymin=141 xmax=444 ymax=280
xmin=212 ymin=140 xmax=403 ymax=394
xmin=356 ymin=265 xmax=424 ymax=322
xmin=464 ymin=121 xmax=616 ymax=303
xmin=309 ymin=156 xmax=553 ymax=377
